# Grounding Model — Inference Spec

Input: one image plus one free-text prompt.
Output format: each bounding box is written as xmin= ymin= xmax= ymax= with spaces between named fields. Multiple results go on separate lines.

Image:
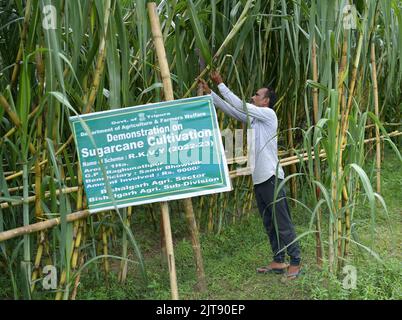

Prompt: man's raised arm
xmin=198 ymin=78 xmax=247 ymax=123
xmin=211 ymin=71 xmax=276 ymax=123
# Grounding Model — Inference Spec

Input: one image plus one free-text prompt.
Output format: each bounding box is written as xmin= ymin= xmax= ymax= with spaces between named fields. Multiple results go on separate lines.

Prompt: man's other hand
xmin=210 ymin=71 xmax=223 ymax=85
xmin=198 ymin=78 xmax=211 ymax=94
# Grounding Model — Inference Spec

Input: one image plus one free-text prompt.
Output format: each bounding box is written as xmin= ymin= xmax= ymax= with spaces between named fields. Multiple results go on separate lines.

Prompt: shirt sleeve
xmin=210 ymin=90 xmax=248 ymax=123
xmin=217 ymin=83 xmax=277 ymax=123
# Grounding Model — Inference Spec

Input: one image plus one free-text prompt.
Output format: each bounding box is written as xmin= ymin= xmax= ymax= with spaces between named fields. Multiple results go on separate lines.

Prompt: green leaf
xmin=187 ymin=0 xmax=212 ymax=65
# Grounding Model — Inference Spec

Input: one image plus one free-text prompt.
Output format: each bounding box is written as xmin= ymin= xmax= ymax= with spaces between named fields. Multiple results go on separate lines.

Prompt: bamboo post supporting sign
xmin=147 ymin=2 xmax=210 ymax=297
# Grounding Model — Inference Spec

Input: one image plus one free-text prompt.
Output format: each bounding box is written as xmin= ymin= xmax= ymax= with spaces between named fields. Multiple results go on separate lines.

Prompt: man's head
xmin=251 ymin=87 xmax=277 ymax=108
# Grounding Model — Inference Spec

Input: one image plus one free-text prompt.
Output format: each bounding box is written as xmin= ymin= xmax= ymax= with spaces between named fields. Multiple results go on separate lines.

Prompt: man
xmin=199 ymin=71 xmax=302 ymax=280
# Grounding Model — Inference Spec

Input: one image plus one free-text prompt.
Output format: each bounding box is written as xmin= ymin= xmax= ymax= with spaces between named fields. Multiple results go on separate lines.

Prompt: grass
xmin=70 ymin=149 xmax=400 ymax=300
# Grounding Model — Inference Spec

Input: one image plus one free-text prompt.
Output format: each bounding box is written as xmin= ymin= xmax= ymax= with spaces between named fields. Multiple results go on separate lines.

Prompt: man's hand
xmin=198 ymin=78 xmax=211 ymax=94
xmin=210 ymin=71 xmax=223 ymax=85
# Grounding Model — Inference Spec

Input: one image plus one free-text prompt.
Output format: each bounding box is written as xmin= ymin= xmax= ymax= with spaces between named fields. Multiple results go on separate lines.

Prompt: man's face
xmin=251 ymin=88 xmax=270 ymax=108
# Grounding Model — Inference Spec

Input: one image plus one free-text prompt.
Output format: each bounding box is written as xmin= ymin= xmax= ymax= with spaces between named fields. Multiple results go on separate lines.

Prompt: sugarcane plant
xmin=0 ymin=0 xmax=401 ymax=299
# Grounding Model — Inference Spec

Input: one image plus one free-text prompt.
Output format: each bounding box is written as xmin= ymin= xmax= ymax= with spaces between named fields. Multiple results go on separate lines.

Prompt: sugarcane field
xmin=0 ymin=0 xmax=401 ymax=304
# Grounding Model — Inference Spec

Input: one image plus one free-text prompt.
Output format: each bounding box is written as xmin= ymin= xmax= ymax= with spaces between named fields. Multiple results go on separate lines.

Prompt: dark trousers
xmin=254 ymin=175 xmax=301 ymax=266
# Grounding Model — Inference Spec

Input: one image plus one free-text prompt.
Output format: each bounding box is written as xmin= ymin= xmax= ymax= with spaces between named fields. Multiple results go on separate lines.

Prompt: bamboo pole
xmin=31 ymin=97 xmax=44 ymax=292
xmin=10 ymin=0 xmax=32 ymax=86
xmin=0 ymin=210 xmax=90 ymax=243
xmin=364 ymin=130 xmax=400 ymax=142
xmin=371 ymin=42 xmax=381 ymax=194
xmin=148 ymin=2 xmax=179 ymax=300
xmin=83 ymin=0 xmax=112 ymax=114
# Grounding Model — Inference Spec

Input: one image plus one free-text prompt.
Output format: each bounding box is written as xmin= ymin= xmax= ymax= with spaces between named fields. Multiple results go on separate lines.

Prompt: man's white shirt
xmin=211 ymin=83 xmax=285 ymax=185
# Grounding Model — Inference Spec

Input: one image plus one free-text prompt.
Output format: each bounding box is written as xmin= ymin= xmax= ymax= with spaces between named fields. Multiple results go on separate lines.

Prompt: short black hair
xmin=264 ymin=87 xmax=277 ymax=109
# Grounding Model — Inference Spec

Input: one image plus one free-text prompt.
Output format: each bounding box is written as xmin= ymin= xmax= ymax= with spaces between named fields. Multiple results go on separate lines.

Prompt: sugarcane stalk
xmin=0 ymin=95 xmax=36 ymax=154
xmin=334 ymin=33 xmax=364 ymax=269
xmin=31 ymin=108 xmax=44 ymax=292
xmin=371 ymin=42 xmax=381 ymax=193
xmin=30 ymin=233 xmax=44 ymax=291
xmin=70 ymin=168 xmax=85 ymax=276
xmin=0 ymin=103 xmax=41 ymax=147
xmin=311 ymin=36 xmax=323 ymax=266
xmin=55 ymin=270 xmax=66 ymax=300
xmin=340 ymin=33 xmax=364 ymax=142
xmin=342 ymin=185 xmax=351 ymax=259
xmin=160 ymin=215 xmax=167 ymax=264
xmin=71 ymin=221 xmax=82 ymax=269
xmin=287 ymin=112 xmax=297 ymax=201
xmin=148 ymin=205 xmax=158 ymax=231
xmin=207 ymin=196 xmax=215 ymax=232
xmin=118 ymin=206 xmax=132 ymax=283
xmin=337 ymin=76 xmax=348 ymax=267
xmin=74 ymin=168 xmax=85 ymax=279
xmin=197 ymin=196 xmax=204 ymax=225
xmin=71 ymin=219 xmax=87 ymax=300
xmin=247 ymin=179 xmax=254 ymax=212
xmin=10 ymin=0 xmax=32 ymax=86
xmin=0 ymin=95 xmax=24 ymax=131
xmin=70 ymin=254 xmax=85 ymax=300
xmin=84 ymin=0 xmax=112 ymax=114
xmin=56 ymin=206 xmax=84 ymax=300
xmin=329 ymin=30 xmax=348 ymax=273
xmin=101 ymin=216 xmax=110 ymax=274
xmin=178 ymin=73 xmax=208 ymax=292
xmin=183 ymin=199 xmax=207 ymax=292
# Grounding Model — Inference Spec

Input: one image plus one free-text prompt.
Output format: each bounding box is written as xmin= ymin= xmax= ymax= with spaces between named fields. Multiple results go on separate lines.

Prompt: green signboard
xmin=69 ymin=95 xmax=231 ymax=213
